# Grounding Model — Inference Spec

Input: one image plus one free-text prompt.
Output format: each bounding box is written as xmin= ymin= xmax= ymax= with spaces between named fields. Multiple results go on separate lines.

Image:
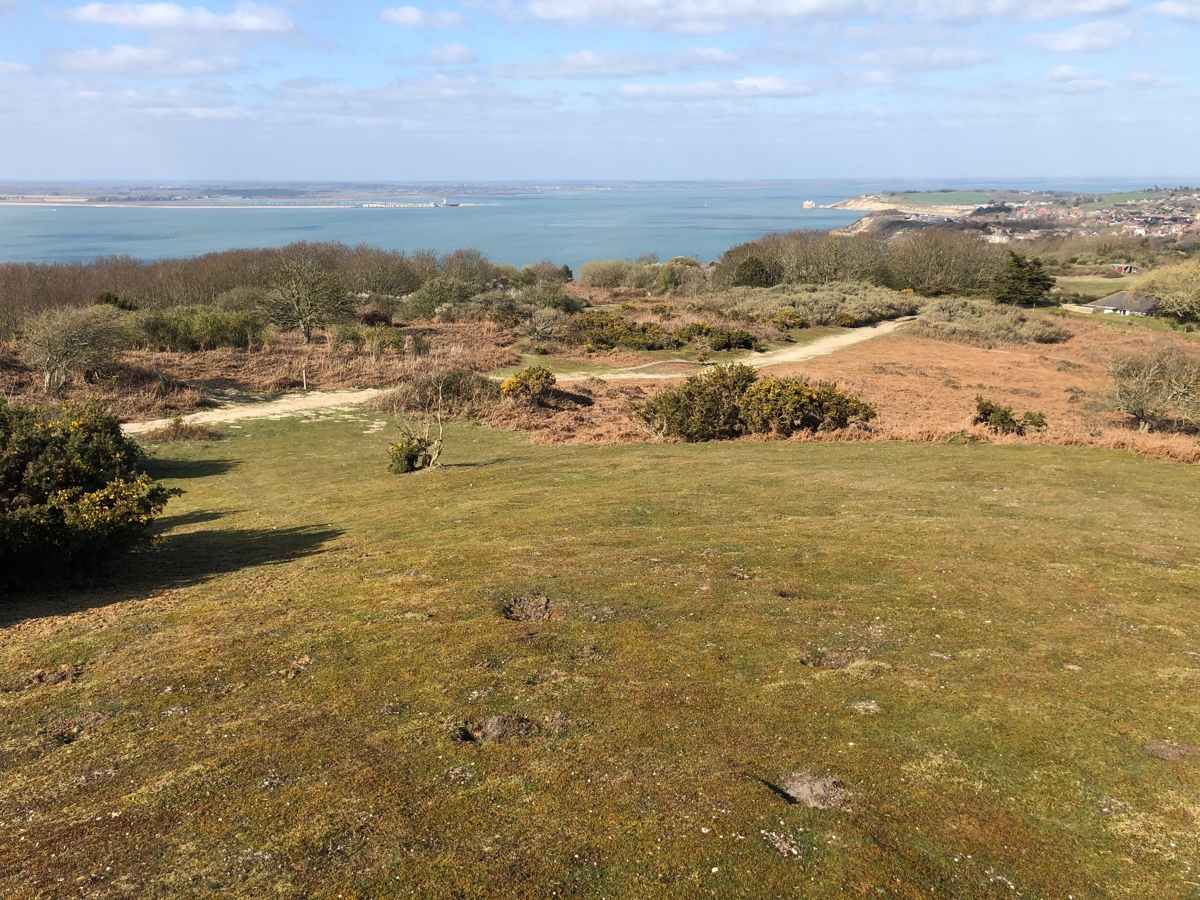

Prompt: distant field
xmin=883 ymin=191 xmax=995 ymax=206
xmin=4 ymin=418 xmax=1199 ymax=897
xmin=1055 ymin=274 xmax=1139 ymax=298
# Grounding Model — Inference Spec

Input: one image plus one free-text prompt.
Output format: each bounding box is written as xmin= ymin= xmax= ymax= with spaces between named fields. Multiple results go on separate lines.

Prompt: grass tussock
xmin=139 ymin=416 xmax=223 ymax=443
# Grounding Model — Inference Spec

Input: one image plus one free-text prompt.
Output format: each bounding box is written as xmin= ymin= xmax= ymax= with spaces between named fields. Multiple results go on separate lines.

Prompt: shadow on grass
xmin=0 ymin=520 xmax=343 ymax=627
xmin=145 ymin=458 xmax=239 ymax=480
xmin=440 ymin=456 xmax=525 ymax=470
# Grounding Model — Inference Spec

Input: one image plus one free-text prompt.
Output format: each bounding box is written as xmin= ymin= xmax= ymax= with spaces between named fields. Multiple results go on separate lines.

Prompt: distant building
xmin=1085 ymin=291 xmax=1160 ymax=317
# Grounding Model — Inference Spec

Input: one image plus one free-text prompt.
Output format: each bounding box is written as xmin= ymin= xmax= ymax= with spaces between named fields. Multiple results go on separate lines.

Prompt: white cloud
xmin=53 ymin=44 xmax=240 ymax=76
xmin=1046 ymin=63 xmax=1108 ymax=91
xmin=515 ymin=0 xmax=1130 ymax=31
xmin=429 ymin=43 xmax=477 ymax=64
xmin=66 ymin=3 xmax=293 ymax=32
xmin=1026 ymin=20 xmax=1126 ymax=51
xmin=856 ymin=46 xmax=991 ymax=70
xmin=0 ymin=61 xmax=31 ymax=74
xmin=621 ymin=75 xmax=813 ymax=99
xmin=380 ymin=6 xmax=465 ymax=27
xmin=505 ymin=47 xmax=738 ymax=79
xmin=1152 ymin=1 xmax=1200 ymax=20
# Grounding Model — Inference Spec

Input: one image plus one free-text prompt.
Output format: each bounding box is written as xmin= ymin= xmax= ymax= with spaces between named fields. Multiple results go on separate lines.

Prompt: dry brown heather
xmin=0 ymin=323 xmax=517 ymax=421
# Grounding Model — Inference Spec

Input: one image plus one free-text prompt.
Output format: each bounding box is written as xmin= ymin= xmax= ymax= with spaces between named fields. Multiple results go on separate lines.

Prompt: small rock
xmin=777 ymin=772 xmax=848 ymax=810
xmin=850 ymin=700 xmax=880 ymax=715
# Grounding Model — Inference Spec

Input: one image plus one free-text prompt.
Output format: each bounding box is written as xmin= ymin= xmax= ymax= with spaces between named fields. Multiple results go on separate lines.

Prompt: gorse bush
xmin=0 ymin=400 xmax=173 ymax=590
xmin=133 ymin=306 xmax=267 ymax=351
xmin=741 ymin=377 xmax=877 ymax=435
xmin=639 ymin=364 xmax=875 ymax=442
xmin=912 ymin=297 xmax=1070 ymax=347
xmin=973 ymin=396 xmax=1048 ymax=436
xmin=673 ymin=322 xmax=760 ymax=351
xmin=388 ymin=428 xmax=442 ymax=474
xmin=565 ymin=311 xmax=680 ymax=351
xmin=639 ymin=364 xmax=758 ymax=441
xmin=500 ymin=366 xmax=556 ymax=405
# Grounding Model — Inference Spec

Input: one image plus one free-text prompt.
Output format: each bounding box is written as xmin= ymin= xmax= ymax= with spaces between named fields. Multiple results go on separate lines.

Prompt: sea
xmin=0 ymin=178 xmax=1178 ymax=270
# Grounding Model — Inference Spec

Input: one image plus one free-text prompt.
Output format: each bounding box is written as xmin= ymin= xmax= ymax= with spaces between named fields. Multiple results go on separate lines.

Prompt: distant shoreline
xmin=0 ymin=200 xmax=488 ymax=210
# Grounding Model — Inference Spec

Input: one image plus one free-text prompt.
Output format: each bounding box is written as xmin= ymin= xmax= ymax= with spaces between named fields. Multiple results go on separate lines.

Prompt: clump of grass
xmin=140 ymin=415 xmax=223 ymax=443
xmin=912 ymin=297 xmax=1070 ymax=347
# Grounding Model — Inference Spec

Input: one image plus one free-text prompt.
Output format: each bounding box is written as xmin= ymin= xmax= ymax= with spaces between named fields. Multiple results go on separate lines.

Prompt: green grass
xmin=1062 ymin=306 xmax=1199 ymax=339
xmin=884 ymin=191 xmax=995 ymax=207
xmin=1056 ymin=274 xmax=1139 ymax=299
xmin=3 ymin=417 xmax=1200 ymax=897
xmin=495 ymin=328 xmax=848 ymax=377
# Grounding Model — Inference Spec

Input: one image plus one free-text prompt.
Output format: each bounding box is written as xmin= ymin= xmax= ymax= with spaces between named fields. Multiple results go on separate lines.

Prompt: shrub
xmin=973 ymin=396 xmax=1049 ymax=435
xmin=362 ymin=326 xmax=406 ymax=361
xmin=674 ymin=322 xmax=760 ymax=352
xmin=358 ymin=307 xmax=393 ymax=326
xmin=332 ymin=323 xmax=366 ymax=353
xmin=741 ymin=377 xmax=876 ymax=435
xmin=520 ymin=282 xmax=586 ymax=313
xmin=579 ymin=260 xmax=633 ymax=289
xmin=500 ymin=365 xmax=556 ymax=405
xmin=404 ymin=276 xmax=476 ymax=320
xmin=133 ymin=306 xmax=267 ymax=352
xmin=20 ymin=305 xmax=131 ymax=394
xmin=1110 ymin=347 xmax=1200 ymax=431
xmin=0 ymin=400 xmax=173 ymax=590
xmin=564 ymin=311 xmax=680 ymax=351
xmin=733 ymin=256 xmax=783 ymax=288
xmin=95 ymin=291 xmax=138 ymax=311
xmin=521 ymin=308 xmax=571 ymax=343
xmin=379 ymin=368 xmax=500 ymax=418
xmin=140 ymin=415 xmax=222 ymax=443
xmin=638 ymin=364 xmax=759 ymax=441
xmin=912 ymin=297 xmax=1070 ymax=347
xmin=388 ymin=425 xmax=443 ymax=474
xmin=1139 ymin=260 xmax=1200 ymax=323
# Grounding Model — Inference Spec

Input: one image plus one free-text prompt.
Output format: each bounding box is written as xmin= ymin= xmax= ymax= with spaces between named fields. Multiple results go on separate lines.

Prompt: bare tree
xmin=20 ymin=306 xmax=129 ymax=394
xmin=266 ymin=254 xmax=353 ymax=343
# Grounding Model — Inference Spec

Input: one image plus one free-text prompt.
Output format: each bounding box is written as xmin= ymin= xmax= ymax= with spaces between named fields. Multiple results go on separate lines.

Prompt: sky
xmin=0 ymin=1 xmax=1198 ymax=181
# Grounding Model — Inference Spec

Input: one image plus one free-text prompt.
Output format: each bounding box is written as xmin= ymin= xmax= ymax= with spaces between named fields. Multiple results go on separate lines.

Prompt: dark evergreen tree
xmin=995 ymin=251 xmax=1055 ymax=306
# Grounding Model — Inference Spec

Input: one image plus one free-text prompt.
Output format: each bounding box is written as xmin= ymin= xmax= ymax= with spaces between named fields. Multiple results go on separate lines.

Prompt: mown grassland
xmin=3 ymin=416 xmax=1199 ymax=897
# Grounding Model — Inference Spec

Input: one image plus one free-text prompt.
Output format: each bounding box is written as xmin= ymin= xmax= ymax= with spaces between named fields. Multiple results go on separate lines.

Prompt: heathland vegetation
xmin=4 ymin=224 xmax=1200 ymax=896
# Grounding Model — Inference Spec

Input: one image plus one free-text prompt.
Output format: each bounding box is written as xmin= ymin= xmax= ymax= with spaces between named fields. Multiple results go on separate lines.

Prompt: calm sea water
xmin=0 ymin=179 xmax=1173 ymax=270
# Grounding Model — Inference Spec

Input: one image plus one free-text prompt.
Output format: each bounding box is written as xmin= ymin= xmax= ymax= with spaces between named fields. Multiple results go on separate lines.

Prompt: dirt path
xmin=122 ymin=388 xmax=386 ymax=435
xmin=122 ymin=319 xmax=911 ymax=434
xmin=556 ymin=317 xmax=914 ymax=381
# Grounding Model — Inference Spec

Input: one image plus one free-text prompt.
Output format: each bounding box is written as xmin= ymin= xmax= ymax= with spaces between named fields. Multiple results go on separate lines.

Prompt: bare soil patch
xmin=777 ymin=772 xmax=850 ymax=810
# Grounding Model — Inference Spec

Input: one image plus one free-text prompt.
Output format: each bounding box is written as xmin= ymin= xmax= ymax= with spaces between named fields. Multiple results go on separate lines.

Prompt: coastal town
xmin=836 ymin=186 xmax=1200 ymax=243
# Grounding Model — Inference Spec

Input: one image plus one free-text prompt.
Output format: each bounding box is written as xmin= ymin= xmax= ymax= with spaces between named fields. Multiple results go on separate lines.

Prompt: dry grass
xmin=0 ymin=322 xmax=518 ymax=421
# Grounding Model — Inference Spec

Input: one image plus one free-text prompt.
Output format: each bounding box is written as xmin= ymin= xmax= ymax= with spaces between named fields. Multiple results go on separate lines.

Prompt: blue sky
xmin=0 ymin=1 xmax=1198 ymax=180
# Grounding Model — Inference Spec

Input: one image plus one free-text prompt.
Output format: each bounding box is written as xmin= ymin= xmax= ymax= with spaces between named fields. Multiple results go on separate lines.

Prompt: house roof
xmin=1085 ymin=291 xmax=1161 ymax=314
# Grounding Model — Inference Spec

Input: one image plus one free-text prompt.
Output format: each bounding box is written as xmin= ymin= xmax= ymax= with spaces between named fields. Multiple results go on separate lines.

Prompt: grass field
xmin=1056 ymin=274 xmax=1139 ymax=299
xmin=4 ymin=417 xmax=1200 ymax=897
xmin=884 ymin=191 xmax=995 ymax=207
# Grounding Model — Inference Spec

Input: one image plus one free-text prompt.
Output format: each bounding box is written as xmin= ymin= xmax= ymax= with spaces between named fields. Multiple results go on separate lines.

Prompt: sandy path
xmin=556 ymin=317 xmax=914 ymax=381
xmin=122 ymin=388 xmax=386 ymax=435
xmin=122 ymin=319 xmax=910 ymax=434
